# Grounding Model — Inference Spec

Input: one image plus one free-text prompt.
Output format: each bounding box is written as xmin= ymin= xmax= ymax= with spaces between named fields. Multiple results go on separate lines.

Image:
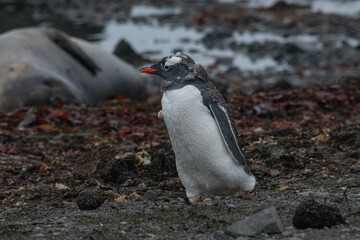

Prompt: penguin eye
xmin=164 ymin=65 xmax=170 ymax=70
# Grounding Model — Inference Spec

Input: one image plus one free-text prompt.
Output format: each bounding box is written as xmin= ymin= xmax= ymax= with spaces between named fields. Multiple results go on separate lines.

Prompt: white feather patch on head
xmin=165 ymin=55 xmax=182 ymax=67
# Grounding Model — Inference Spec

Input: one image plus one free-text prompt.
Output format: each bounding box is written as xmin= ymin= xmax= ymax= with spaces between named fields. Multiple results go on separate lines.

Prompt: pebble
xmin=76 ymin=186 xmax=104 ymax=210
xmin=75 ymin=224 xmax=91 ymax=233
xmin=55 ymin=217 xmax=67 ymax=224
xmin=213 ymin=230 xmax=228 ymax=239
xmin=225 ymin=203 xmax=235 ymax=208
xmin=297 ymin=191 xmax=330 ymax=198
xmin=32 ymin=220 xmax=45 ymax=225
xmin=225 ymin=206 xmax=284 ymax=237
xmin=139 ymin=190 xmax=157 ymax=202
xmin=29 ymin=233 xmax=46 ymax=238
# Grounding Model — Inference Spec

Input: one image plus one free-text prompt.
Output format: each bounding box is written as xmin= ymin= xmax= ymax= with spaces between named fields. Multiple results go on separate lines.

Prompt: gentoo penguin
xmin=140 ymin=52 xmax=255 ymax=203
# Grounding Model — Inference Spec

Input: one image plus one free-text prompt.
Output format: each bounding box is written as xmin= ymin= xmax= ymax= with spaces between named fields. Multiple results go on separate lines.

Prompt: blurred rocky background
xmin=2 ymin=0 xmax=360 ymax=94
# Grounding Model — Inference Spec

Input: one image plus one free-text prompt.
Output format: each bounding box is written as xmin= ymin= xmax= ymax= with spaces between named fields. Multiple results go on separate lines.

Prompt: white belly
xmin=161 ymin=85 xmax=254 ymax=197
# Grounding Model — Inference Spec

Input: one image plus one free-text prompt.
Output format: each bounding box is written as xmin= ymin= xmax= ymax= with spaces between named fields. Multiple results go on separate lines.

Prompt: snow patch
xmin=130 ymin=5 xmax=181 ymax=17
xmin=247 ymin=0 xmax=360 ymax=17
xmin=234 ymin=31 xmax=320 ymax=46
xmin=232 ymin=55 xmax=289 ymax=72
xmin=311 ymin=0 xmax=360 ymax=16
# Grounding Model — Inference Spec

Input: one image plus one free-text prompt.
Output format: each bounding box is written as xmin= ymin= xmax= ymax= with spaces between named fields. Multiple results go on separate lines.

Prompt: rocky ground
xmin=1 ymin=0 xmax=360 ymax=239
xmin=1 ymin=79 xmax=359 ymax=239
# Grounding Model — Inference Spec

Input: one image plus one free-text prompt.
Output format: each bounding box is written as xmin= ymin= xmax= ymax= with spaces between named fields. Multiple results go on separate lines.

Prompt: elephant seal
xmin=0 ymin=27 xmax=147 ymax=110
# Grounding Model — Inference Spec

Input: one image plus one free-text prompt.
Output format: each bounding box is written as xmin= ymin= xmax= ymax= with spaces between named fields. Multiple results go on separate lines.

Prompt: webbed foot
xmin=158 ymin=110 xmax=163 ymax=119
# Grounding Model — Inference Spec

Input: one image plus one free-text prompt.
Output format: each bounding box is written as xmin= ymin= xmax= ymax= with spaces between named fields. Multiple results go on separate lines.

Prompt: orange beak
xmin=139 ymin=67 xmax=158 ymax=73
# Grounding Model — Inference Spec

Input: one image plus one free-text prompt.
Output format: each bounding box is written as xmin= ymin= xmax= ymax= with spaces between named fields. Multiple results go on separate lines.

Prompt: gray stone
xmin=213 ymin=230 xmax=229 ymax=239
xmin=292 ymin=199 xmax=345 ymax=229
xmin=139 ymin=190 xmax=157 ymax=202
xmin=30 ymin=233 xmax=47 ymax=239
xmin=113 ymin=39 xmax=143 ymax=65
xmin=225 ymin=206 xmax=284 ymax=237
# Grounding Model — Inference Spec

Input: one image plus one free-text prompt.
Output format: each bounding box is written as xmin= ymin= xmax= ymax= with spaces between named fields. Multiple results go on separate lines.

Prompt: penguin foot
xmin=245 ymin=190 xmax=255 ymax=197
xmin=184 ymin=196 xmax=200 ymax=205
xmin=188 ymin=196 xmax=200 ymax=203
xmin=184 ymin=197 xmax=193 ymax=206
xmin=158 ymin=110 xmax=163 ymax=119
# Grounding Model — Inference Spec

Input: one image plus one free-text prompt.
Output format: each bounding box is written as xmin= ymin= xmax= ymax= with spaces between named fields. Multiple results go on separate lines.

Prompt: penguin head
xmin=140 ymin=52 xmax=209 ymax=86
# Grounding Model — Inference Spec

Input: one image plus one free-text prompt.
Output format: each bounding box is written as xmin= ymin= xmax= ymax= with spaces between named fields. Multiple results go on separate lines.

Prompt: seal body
xmin=162 ymin=84 xmax=255 ymax=198
xmin=0 ymin=27 xmax=147 ymax=110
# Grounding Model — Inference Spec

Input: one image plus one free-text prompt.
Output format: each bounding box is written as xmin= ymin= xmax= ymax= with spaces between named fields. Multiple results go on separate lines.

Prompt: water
xmin=98 ymin=20 xmax=291 ymax=72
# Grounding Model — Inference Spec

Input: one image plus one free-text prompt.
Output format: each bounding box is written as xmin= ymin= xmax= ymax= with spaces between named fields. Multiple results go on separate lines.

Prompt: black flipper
xmin=208 ymin=101 xmax=247 ymax=166
xmin=194 ymin=79 xmax=247 ymax=166
xmin=46 ymin=29 xmax=101 ymax=75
